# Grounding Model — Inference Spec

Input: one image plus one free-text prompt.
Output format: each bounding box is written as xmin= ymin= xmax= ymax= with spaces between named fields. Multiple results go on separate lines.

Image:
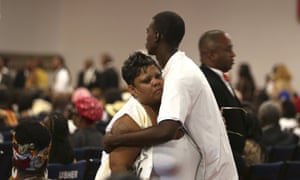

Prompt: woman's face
xmin=130 ymin=64 xmax=163 ymax=106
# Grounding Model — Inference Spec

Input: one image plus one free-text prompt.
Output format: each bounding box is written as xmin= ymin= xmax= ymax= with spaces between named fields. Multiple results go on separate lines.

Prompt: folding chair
xmin=268 ymin=144 xmax=296 ymax=162
xmin=282 ymin=161 xmax=300 ymax=180
xmin=48 ymin=160 xmax=87 ymax=180
xmin=73 ymin=148 xmax=86 ymax=161
xmin=73 ymin=147 xmax=102 ymax=161
xmin=87 ymin=147 xmax=102 ymax=160
xmin=0 ymin=141 xmax=13 ymax=179
xmin=292 ymin=146 xmax=300 ymax=161
xmin=84 ymin=158 xmax=101 ymax=180
xmin=246 ymin=161 xmax=284 ymax=180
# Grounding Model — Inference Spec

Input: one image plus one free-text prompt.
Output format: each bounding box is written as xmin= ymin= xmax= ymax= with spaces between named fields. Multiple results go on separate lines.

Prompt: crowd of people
xmin=0 ymin=10 xmax=300 ymax=180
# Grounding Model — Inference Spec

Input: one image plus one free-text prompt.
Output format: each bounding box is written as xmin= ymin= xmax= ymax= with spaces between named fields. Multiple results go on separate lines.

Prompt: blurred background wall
xmin=0 ymin=0 xmax=299 ymax=90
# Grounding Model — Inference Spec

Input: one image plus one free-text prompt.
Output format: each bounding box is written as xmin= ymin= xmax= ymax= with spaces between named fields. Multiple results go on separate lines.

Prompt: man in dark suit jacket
xmin=199 ymin=29 xmax=248 ymax=179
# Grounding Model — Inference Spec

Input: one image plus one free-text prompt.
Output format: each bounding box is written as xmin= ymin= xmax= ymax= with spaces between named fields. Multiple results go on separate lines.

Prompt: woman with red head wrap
xmin=69 ymin=96 xmax=104 ymax=148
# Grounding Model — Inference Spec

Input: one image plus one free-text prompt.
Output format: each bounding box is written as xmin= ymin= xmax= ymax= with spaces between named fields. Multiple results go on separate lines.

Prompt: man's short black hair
xmin=198 ymin=30 xmax=225 ymax=51
xmin=152 ymin=11 xmax=185 ymax=48
xmin=122 ymin=52 xmax=161 ymax=86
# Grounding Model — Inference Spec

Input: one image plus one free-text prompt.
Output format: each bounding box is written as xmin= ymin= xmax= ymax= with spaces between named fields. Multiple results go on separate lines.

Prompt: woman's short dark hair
xmin=122 ymin=52 xmax=161 ymax=86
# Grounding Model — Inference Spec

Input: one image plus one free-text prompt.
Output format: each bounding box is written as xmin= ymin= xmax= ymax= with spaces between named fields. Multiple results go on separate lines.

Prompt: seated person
xmin=258 ymin=100 xmax=298 ymax=147
xmin=0 ymin=87 xmax=18 ymax=131
xmin=95 ymin=52 xmax=163 ymax=179
xmin=43 ymin=111 xmax=75 ymax=164
xmin=279 ymin=99 xmax=298 ymax=132
xmin=64 ymin=87 xmax=93 ymax=134
xmin=9 ymin=120 xmax=51 ymax=180
xmin=69 ymin=96 xmax=104 ymax=148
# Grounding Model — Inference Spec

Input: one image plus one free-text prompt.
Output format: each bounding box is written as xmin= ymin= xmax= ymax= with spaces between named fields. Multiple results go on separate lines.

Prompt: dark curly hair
xmin=14 ymin=120 xmax=51 ymax=151
xmin=122 ymin=52 xmax=161 ymax=86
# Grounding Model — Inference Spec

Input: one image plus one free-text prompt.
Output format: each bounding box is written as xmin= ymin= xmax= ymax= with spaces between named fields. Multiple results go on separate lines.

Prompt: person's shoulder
xmin=111 ymin=114 xmax=141 ymax=135
xmin=119 ymin=97 xmax=144 ymax=113
xmin=70 ymin=130 xmax=84 ymax=139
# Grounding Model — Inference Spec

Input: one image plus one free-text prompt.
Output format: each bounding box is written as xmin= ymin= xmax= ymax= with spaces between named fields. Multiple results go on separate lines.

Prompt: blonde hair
xmin=273 ymin=63 xmax=292 ymax=81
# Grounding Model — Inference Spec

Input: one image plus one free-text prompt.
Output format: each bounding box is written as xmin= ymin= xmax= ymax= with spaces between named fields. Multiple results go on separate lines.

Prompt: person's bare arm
xmin=109 ymin=115 xmax=142 ymax=173
xmin=104 ymin=120 xmax=181 ymax=153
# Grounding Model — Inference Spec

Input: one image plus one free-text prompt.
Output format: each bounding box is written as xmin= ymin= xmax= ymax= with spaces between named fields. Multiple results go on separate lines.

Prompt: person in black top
xmin=77 ymin=58 xmax=99 ymax=91
xmin=97 ymin=53 xmax=120 ymax=94
xmin=43 ymin=111 xmax=75 ymax=164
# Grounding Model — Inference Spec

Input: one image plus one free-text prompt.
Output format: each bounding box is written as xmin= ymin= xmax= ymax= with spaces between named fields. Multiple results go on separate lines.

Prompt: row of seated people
xmin=0 ymin=86 xmax=124 ymax=179
xmin=1 ymin=91 xmax=300 ymax=177
xmin=0 ymin=118 xmax=119 ymax=180
xmin=240 ymin=96 xmax=300 ymax=166
xmin=1 ymin=99 xmax=296 ymax=179
xmin=0 ymin=95 xmax=105 ymax=156
xmin=0 ymin=120 xmax=106 ymax=180
xmin=0 ymin=85 xmax=127 ymax=148
xmin=242 ymin=96 xmax=300 ymax=179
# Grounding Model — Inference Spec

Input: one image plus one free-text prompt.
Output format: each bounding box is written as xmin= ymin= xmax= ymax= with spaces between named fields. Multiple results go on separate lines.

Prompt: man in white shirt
xmin=51 ymin=55 xmax=73 ymax=94
xmin=103 ymin=11 xmax=237 ymax=180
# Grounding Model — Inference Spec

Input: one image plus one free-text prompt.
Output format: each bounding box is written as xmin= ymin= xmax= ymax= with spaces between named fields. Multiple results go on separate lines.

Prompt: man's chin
xmin=226 ymin=66 xmax=233 ymax=72
xmin=147 ymin=51 xmax=155 ymax=56
xmin=145 ymin=48 xmax=154 ymax=56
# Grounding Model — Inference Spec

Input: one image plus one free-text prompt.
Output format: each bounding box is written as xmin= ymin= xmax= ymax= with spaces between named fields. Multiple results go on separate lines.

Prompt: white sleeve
xmin=158 ymin=75 xmax=191 ymax=124
xmin=53 ymin=69 xmax=70 ymax=93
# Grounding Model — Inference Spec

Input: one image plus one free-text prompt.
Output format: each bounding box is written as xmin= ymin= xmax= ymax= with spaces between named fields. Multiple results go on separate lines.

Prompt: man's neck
xmin=156 ymin=47 xmax=178 ymax=68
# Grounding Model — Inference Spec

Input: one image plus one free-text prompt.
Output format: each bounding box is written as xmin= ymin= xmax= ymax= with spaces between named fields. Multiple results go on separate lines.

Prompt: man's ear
xmin=155 ymin=31 xmax=161 ymax=42
xmin=208 ymin=50 xmax=216 ymax=60
xmin=128 ymin=85 xmax=137 ymax=98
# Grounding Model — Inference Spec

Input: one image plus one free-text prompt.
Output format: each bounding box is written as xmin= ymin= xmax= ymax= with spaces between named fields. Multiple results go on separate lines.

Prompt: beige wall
xmin=0 ymin=0 xmax=61 ymax=53
xmin=1 ymin=0 xmax=300 ymax=91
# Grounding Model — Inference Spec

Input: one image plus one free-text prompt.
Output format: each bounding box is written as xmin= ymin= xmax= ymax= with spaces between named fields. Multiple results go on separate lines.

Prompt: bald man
xmin=199 ymin=29 xmax=248 ymax=178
